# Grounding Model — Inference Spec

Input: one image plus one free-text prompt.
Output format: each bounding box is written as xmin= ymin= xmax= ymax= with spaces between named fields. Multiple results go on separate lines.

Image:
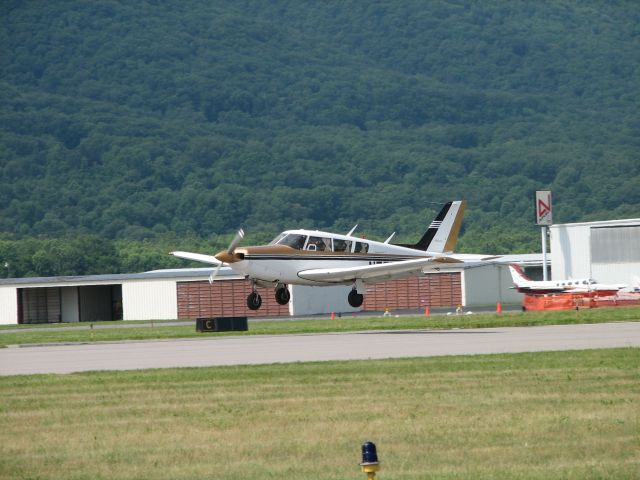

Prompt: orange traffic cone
xmin=331 ymin=311 xmax=335 ymax=321
xmin=425 ymin=306 xmax=430 ymax=317
xmin=496 ymin=302 xmax=502 ymax=314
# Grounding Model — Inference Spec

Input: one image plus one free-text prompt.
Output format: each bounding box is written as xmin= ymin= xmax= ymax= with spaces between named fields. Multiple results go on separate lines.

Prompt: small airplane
xmin=171 ymin=200 xmax=494 ymax=310
xmin=508 ymin=263 xmax=626 ymax=297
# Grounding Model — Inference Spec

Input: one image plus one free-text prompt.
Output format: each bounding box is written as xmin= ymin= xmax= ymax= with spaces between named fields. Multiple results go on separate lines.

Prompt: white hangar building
xmin=550 ymin=218 xmax=640 ymax=285
xmin=0 ymin=263 xmax=524 ymax=325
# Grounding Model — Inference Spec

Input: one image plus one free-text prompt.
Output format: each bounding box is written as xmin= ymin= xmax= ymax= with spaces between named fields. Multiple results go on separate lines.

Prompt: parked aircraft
xmin=172 ymin=201 xmax=494 ymax=310
xmin=508 ymin=264 xmax=625 ymax=297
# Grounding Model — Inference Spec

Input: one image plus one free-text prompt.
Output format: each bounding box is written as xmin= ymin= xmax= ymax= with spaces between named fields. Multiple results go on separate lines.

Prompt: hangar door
xmin=18 ymin=288 xmax=62 ymax=324
xmin=590 ymin=225 xmax=640 ymax=283
xmin=177 ymin=280 xmax=289 ymax=319
xmin=363 ymin=272 xmax=462 ymax=310
xmin=18 ymin=285 xmax=123 ymax=324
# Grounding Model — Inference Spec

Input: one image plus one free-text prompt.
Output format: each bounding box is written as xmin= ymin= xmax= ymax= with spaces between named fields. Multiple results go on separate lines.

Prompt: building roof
xmin=550 ymin=218 xmax=640 ymax=229
xmin=0 ymin=267 xmax=239 ymax=287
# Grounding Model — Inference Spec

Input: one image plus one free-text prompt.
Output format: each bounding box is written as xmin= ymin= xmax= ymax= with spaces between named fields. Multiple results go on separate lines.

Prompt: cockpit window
xmin=333 ymin=239 xmax=352 ymax=253
xmin=278 ymin=234 xmax=307 ymax=249
xmin=306 ymin=236 xmax=332 ymax=252
xmin=353 ymin=241 xmax=369 ymax=253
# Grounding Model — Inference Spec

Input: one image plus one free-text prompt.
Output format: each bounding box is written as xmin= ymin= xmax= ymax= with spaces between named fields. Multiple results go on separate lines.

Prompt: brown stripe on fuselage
xmin=237 ymin=245 xmax=421 ymax=259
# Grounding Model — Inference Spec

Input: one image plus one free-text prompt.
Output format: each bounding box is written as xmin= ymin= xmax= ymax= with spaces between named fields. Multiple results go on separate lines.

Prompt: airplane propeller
xmin=227 ymin=228 xmax=245 ymax=254
xmin=209 ymin=228 xmax=245 ymax=284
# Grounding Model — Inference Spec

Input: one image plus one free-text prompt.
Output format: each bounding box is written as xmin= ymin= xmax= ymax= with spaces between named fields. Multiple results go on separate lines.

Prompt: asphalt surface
xmin=1 ymin=321 xmax=638 ymax=376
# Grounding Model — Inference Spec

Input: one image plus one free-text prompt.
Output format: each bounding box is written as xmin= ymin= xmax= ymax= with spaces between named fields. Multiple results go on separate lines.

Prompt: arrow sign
xmin=535 ymin=191 xmax=553 ymax=225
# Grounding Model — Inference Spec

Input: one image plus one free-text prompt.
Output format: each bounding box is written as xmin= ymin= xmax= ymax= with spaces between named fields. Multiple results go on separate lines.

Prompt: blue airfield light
xmin=361 ymin=441 xmax=379 ymax=465
xmin=360 ymin=441 xmax=380 ymax=478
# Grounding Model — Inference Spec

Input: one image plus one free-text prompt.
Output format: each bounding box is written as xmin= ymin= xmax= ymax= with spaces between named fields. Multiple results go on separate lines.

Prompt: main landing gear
xmin=275 ymin=285 xmax=291 ymax=305
xmin=348 ymin=289 xmax=364 ymax=308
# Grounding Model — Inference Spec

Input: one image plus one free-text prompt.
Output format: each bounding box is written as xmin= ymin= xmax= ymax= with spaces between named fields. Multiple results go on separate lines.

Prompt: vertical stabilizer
xmin=393 ymin=200 xmax=466 ymax=253
xmin=508 ymin=264 xmax=531 ymax=288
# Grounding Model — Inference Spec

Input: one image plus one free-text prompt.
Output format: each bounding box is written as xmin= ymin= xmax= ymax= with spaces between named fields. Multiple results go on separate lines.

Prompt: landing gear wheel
xmin=275 ymin=286 xmax=291 ymax=305
xmin=247 ymin=292 xmax=262 ymax=310
xmin=348 ymin=289 xmax=364 ymax=308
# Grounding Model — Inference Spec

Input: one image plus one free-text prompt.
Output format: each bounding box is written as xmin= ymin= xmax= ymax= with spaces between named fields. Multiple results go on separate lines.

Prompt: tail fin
xmin=508 ymin=264 xmax=531 ymax=287
xmin=394 ymin=200 xmax=466 ymax=253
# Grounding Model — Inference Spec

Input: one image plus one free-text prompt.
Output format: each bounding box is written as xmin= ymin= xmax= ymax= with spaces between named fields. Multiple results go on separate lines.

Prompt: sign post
xmin=535 ymin=191 xmax=553 ymax=281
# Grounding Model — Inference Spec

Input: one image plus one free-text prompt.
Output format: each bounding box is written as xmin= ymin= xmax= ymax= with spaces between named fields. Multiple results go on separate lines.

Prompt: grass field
xmin=1 ymin=306 xmax=640 ymax=347
xmin=1 ymin=348 xmax=638 ymax=479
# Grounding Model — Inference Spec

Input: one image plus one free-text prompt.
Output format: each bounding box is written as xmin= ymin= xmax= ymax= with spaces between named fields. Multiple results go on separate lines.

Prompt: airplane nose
xmin=214 ymin=250 xmax=242 ymax=264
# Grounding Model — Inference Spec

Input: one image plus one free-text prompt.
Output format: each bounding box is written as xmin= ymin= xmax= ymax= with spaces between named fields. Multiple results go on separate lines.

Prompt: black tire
xmin=247 ymin=292 xmax=262 ymax=310
xmin=275 ymin=287 xmax=290 ymax=305
xmin=348 ymin=289 xmax=364 ymax=308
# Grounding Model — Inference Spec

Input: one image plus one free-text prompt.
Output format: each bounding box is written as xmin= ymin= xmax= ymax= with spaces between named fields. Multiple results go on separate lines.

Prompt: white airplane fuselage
xmin=227 ymin=229 xmax=435 ymax=287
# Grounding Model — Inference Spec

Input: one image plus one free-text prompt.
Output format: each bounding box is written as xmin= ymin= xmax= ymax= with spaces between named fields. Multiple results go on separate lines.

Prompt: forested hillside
xmin=1 ymin=1 xmax=639 ymax=276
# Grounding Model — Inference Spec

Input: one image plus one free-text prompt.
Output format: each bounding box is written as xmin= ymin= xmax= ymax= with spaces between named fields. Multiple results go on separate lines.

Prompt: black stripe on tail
xmin=394 ymin=202 xmax=452 ymax=251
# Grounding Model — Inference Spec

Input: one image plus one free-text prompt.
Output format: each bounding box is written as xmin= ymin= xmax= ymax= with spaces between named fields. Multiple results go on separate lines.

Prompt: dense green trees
xmin=1 ymin=1 xmax=638 ymax=276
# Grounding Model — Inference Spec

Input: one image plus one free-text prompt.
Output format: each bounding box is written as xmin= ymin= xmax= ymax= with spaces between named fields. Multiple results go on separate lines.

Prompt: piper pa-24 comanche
xmin=171 ymin=201 xmax=493 ymax=310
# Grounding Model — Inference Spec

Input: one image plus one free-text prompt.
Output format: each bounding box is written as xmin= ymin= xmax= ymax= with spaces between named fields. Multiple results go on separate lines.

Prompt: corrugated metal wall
xmin=123 ymin=280 xmax=177 ymax=320
xmin=462 ymin=265 xmax=523 ymax=306
xmin=362 ymin=273 xmax=462 ymax=310
xmin=551 ymin=223 xmax=591 ymax=279
xmin=0 ymin=287 xmax=18 ymax=324
xmin=177 ymin=280 xmax=290 ymax=318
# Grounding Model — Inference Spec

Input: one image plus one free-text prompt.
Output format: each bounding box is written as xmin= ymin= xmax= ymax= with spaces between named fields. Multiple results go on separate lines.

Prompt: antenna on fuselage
xmin=346 ymin=224 xmax=358 ymax=236
xmin=384 ymin=232 xmax=396 ymax=244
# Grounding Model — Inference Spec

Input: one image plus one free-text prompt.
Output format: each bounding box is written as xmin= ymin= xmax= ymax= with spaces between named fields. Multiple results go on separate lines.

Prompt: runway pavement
xmin=1 ymin=321 xmax=639 ymax=376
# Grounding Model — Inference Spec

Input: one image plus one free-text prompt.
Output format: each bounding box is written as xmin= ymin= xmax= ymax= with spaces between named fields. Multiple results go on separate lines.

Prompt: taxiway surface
xmin=1 ymin=322 xmax=639 ymax=375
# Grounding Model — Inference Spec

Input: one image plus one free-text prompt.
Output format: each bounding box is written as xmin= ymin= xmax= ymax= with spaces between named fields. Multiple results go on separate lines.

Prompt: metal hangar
xmin=551 ymin=218 xmax=640 ymax=284
xmin=0 ymin=264 xmax=521 ymax=324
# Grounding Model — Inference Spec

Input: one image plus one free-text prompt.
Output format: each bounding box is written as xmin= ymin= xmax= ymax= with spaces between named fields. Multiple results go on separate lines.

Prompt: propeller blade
xmin=208 ymin=262 xmax=223 ymax=285
xmin=227 ymin=228 xmax=245 ymax=254
xmin=211 ymin=228 xmax=246 ymax=275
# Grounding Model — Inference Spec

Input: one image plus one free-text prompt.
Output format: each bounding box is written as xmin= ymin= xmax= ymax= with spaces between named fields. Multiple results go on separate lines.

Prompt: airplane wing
xmin=297 ymin=256 xmax=463 ymax=284
xmin=170 ymin=251 xmax=223 ymax=266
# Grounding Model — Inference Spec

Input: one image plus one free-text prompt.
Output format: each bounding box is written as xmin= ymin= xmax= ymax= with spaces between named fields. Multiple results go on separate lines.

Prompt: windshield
xmin=269 ymin=233 xmax=287 ymax=245
xmin=278 ymin=234 xmax=307 ymax=250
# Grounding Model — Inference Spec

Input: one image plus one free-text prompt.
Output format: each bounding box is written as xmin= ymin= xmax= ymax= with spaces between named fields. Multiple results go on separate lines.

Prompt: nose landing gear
xmin=247 ymin=291 xmax=262 ymax=310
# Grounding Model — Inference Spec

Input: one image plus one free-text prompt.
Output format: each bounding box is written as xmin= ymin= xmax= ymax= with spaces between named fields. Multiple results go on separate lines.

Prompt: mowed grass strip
xmin=1 ymin=306 xmax=640 ymax=347
xmin=0 ymin=348 xmax=638 ymax=479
